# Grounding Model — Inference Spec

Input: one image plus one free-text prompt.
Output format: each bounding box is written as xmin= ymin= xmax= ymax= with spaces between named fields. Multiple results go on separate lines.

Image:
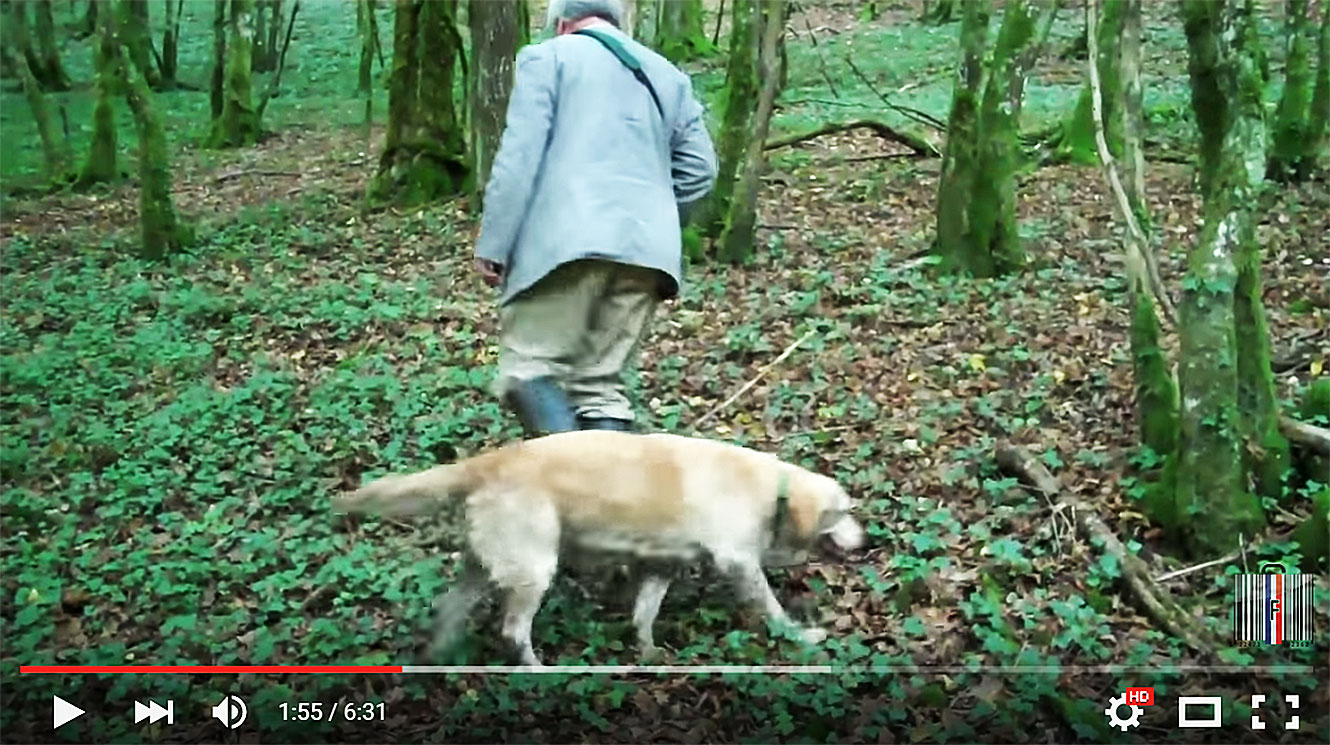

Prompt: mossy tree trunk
xmin=368 ymin=0 xmax=468 ymax=207
xmin=718 ymin=0 xmax=786 ymax=264
xmin=1177 ymin=0 xmax=1270 ymax=555
xmin=1268 ymin=0 xmax=1314 ymax=181
xmin=1116 ymin=0 xmax=1178 ymax=462
xmin=356 ymin=0 xmax=382 ymax=136
xmin=699 ymin=0 xmax=758 ymax=240
xmin=31 ymin=0 xmax=71 ymax=90
xmin=467 ymin=0 xmax=519 ymax=211
xmin=253 ymin=0 xmax=270 ymax=71
xmin=655 ymin=0 xmax=711 ymax=62
xmin=115 ymin=0 xmax=191 ymax=259
xmin=3 ymin=1 xmax=67 ymax=177
xmin=1059 ymin=0 xmax=1124 ymax=165
xmin=210 ymin=0 xmax=226 ymax=119
xmin=77 ymin=1 xmax=121 ymax=188
xmin=1308 ymin=7 xmax=1329 ymax=157
xmin=208 ymin=0 xmax=261 ymax=148
xmin=934 ymin=0 xmax=1051 ymax=277
xmin=161 ymin=0 xmax=183 ymax=87
xmin=120 ymin=0 xmax=162 ymax=90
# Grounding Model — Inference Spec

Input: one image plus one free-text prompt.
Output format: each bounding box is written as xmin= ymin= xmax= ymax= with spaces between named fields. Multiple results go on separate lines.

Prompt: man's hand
xmin=475 ymin=258 xmax=504 ymax=287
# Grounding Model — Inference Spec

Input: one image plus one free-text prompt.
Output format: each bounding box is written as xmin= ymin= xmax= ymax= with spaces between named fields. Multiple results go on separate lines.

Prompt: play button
xmin=53 ymin=696 xmax=84 ymax=729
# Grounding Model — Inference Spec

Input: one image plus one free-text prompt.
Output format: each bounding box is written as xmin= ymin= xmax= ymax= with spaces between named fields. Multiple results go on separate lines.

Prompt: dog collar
xmin=771 ymin=471 xmax=791 ymax=538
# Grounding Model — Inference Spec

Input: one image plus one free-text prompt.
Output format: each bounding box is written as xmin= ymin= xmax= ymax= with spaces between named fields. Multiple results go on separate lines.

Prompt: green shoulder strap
xmin=573 ymin=29 xmax=665 ymax=119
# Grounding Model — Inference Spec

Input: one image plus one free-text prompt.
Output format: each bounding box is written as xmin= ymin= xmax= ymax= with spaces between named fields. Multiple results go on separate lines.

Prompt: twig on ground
xmin=995 ymin=443 xmax=1215 ymax=656
xmin=764 ymin=119 xmax=936 ymax=156
xmin=693 ymin=328 xmax=818 ymax=430
xmin=215 ymin=169 xmax=303 ymax=183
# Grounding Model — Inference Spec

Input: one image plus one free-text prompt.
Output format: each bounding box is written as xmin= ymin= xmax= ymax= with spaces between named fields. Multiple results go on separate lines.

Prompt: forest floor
xmin=2 ymin=2 xmax=1328 ymax=743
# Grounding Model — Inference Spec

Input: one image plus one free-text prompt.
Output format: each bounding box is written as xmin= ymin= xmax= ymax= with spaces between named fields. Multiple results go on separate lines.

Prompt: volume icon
xmin=133 ymin=700 xmax=174 ymax=725
xmin=211 ymin=695 xmax=247 ymax=729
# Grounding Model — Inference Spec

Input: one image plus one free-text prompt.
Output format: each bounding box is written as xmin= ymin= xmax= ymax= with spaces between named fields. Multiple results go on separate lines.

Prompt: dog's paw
xmin=638 ymin=644 xmax=663 ymax=664
xmin=797 ymin=626 xmax=828 ymax=646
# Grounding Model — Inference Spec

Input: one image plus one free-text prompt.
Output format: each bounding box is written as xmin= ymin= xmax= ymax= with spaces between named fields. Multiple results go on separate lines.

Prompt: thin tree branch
xmin=1086 ymin=0 xmax=1177 ymax=327
xmin=765 ymin=118 xmax=938 ymax=156
xmin=844 ymin=56 xmax=947 ymax=132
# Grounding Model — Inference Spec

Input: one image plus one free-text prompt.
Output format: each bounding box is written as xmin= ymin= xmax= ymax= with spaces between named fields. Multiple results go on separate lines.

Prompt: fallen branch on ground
xmin=995 ymin=443 xmax=1216 ymax=656
xmin=1280 ymin=416 xmax=1330 ymax=455
xmin=692 ymin=328 xmax=818 ymax=430
xmin=214 ymin=169 xmax=303 ymax=183
xmin=764 ymin=119 xmax=937 ymax=157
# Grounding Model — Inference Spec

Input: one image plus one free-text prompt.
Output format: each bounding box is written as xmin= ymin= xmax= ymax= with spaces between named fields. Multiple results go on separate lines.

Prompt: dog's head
xmin=765 ymin=470 xmax=865 ymax=565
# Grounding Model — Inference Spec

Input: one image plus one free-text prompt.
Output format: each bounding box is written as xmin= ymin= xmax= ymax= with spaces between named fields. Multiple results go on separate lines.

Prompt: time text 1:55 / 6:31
xmin=279 ymin=701 xmax=386 ymax=722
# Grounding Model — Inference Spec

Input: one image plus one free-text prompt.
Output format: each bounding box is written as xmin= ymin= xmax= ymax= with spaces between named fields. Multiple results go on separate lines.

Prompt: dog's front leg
xmin=724 ymin=558 xmax=827 ymax=645
xmin=631 ymin=574 xmax=671 ymax=660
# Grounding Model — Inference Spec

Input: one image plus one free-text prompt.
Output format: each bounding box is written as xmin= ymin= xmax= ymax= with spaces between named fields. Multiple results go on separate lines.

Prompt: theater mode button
xmin=53 ymin=696 xmax=85 ymax=729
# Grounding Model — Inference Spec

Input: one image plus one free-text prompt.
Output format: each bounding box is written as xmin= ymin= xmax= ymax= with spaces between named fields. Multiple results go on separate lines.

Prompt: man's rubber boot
xmin=505 ymin=377 xmax=577 ymax=437
xmin=576 ymin=416 xmax=634 ymax=432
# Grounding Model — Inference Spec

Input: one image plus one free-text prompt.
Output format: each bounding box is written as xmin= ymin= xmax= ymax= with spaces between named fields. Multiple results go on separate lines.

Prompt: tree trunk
xmin=120 ymin=0 xmax=162 ymax=90
xmin=718 ymin=0 xmax=786 ymax=263
xmin=77 ymin=0 xmax=121 ymax=188
xmin=210 ymin=0 xmax=226 ymax=119
xmin=367 ymin=0 xmax=469 ymax=207
xmin=357 ymin=0 xmax=381 ymax=138
xmin=161 ymin=0 xmax=182 ymax=86
xmin=208 ymin=0 xmax=261 ymax=148
xmin=655 ymin=0 xmax=710 ymax=62
xmin=116 ymin=0 xmax=191 ymax=259
xmin=1231 ymin=0 xmax=1289 ymax=500
xmin=76 ymin=0 xmax=96 ymax=39
xmin=934 ymin=0 xmax=1048 ymax=277
xmin=1177 ymin=0 xmax=1267 ymax=556
xmin=254 ymin=0 xmax=296 ymax=120
xmin=1059 ymin=0 xmax=1124 ymax=165
xmin=920 ymin=0 xmax=953 ymax=25
xmin=699 ymin=0 xmax=758 ymax=239
xmin=253 ymin=0 xmax=270 ymax=71
xmin=32 ymin=0 xmax=72 ymax=90
xmin=3 ymin=2 xmax=66 ymax=177
xmin=1268 ymin=0 xmax=1313 ymax=181
xmin=1308 ymin=7 xmax=1329 ymax=157
xmin=467 ymin=0 xmax=519 ymax=211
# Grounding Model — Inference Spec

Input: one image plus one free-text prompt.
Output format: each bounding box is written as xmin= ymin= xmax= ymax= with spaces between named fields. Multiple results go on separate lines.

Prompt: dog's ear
xmin=785 ymin=476 xmax=825 ymax=543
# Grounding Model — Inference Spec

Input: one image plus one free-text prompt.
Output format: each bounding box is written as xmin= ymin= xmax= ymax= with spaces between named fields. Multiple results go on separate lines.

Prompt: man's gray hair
xmin=545 ymin=0 xmax=625 ymax=28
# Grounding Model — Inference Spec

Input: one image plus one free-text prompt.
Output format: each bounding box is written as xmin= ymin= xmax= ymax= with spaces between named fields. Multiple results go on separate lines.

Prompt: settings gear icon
xmin=1104 ymin=694 xmax=1143 ymax=731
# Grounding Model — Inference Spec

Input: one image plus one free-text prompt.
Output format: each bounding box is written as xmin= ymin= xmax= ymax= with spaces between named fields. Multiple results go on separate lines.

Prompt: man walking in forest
xmin=474 ymin=0 xmax=717 ymax=436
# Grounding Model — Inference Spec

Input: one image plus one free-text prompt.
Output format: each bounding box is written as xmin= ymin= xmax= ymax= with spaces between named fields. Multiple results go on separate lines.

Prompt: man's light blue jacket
xmin=475 ymin=24 xmax=719 ymax=305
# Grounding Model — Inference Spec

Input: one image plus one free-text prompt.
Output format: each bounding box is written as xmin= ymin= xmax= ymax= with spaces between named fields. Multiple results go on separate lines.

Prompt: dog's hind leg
xmin=631 ymin=574 xmax=671 ymax=659
xmin=469 ymin=491 xmax=560 ymax=666
xmin=428 ymin=559 xmax=489 ymax=659
xmin=500 ymin=578 xmax=552 ymax=666
xmin=720 ymin=556 xmax=827 ymax=646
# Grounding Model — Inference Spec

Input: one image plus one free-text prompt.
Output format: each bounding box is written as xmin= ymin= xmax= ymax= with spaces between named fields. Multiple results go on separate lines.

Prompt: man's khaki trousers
xmin=496 ymin=259 xmax=660 ymax=422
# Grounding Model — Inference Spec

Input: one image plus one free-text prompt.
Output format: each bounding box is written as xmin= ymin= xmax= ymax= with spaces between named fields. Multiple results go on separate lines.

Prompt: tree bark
xmin=210 ymin=0 xmax=226 ymax=120
xmin=120 ymin=0 xmax=162 ymax=90
xmin=3 ymin=2 xmax=66 ymax=177
xmin=254 ymin=0 xmax=296 ymax=120
xmin=467 ymin=0 xmax=519 ymax=211
xmin=719 ymin=0 xmax=787 ymax=263
xmin=1058 ymin=0 xmax=1124 ymax=165
xmin=208 ymin=0 xmax=261 ymax=148
xmin=1308 ymin=7 xmax=1330 ymax=157
xmin=934 ymin=0 xmax=1050 ymax=277
xmin=32 ymin=0 xmax=72 ymax=90
xmin=1268 ymin=0 xmax=1313 ymax=180
xmin=700 ymin=0 xmax=759 ymax=239
xmin=161 ymin=0 xmax=182 ymax=86
xmin=368 ymin=0 xmax=469 ymax=207
xmin=253 ymin=0 xmax=271 ymax=71
xmin=115 ymin=0 xmax=191 ymax=259
xmin=1177 ymin=0 xmax=1268 ymax=556
xmin=655 ymin=0 xmax=710 ymax=62
xmin=357 ymin=0 xmax=381 ymax=138
xmin=920 ymin=0 xmax=953 ymax=25
xmin=77 ymin=0 xmax=121 ymax=188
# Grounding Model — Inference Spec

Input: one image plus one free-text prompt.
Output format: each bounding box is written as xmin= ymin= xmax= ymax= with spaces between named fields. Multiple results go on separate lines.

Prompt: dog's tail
xmin=332 ymin=463 xmax=477 ymax=517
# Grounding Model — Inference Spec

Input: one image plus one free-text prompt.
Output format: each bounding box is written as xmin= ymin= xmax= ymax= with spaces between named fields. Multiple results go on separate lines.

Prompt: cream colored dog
xmin=333 ymin=430 xmax=866 ymax=665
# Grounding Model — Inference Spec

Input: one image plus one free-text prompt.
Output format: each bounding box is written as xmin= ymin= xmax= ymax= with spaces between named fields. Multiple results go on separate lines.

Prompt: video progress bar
xmin=20 ymin=665 xmax=1318 ymax=674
